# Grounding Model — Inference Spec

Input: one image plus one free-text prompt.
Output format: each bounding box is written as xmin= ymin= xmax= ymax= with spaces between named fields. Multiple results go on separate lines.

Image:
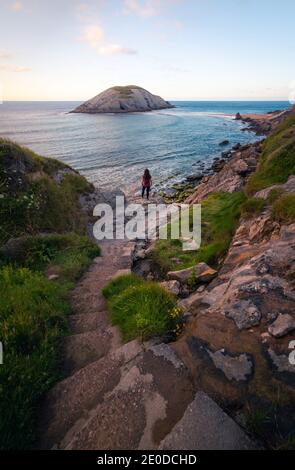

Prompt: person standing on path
xmin=141 ymin=169 xmax=152 ymax=200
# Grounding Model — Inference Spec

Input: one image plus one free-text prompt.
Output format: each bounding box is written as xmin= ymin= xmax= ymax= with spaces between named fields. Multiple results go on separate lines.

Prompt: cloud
xmin=0 ymin=64 xmax=31 ymax=72
xmin=81 ymin=25 xmax=105 ymax=48
xmin=0 ymin=51 xmax=12 ymax=59
xmin=98 ymin=44 xmax=137 ymax=56
xmin=123 ymin=0 xmax=181 ymax=18
xmin=123 ymin=0 xmax=158 ymax=17
xmin=80 ymin=25 xmax=137 ymax=56
xmin=11 ymin=1 xmax=23 ymax=12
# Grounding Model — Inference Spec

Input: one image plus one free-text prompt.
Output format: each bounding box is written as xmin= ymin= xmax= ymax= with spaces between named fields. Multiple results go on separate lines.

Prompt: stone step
xmin=69 ymin=311 xmax=109 ymax=335
xmin=38 ymin=340 xmax=143 ymax=450
xmin=62 ymin=329 xmax=113 ymax=375
xmin=159 ymin=391 xmax=258 ymax=450
xmin=61 ymin=344 xmax=194 ymax=450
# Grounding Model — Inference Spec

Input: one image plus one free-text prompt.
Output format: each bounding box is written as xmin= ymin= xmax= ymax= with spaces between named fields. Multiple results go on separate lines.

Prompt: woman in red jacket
xmin=141 ymin=168 xmax=152 ymax=200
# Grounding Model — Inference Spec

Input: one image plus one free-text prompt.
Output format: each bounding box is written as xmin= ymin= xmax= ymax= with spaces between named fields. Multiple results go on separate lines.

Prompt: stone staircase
xmin=38 ymin=238 xmax=257 ymax=450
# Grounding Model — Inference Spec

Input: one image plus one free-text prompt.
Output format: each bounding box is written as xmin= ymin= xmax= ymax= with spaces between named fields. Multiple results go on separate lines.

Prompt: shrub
xmin=241 ymin=197 xmax=265 ymax=218
xmin=108 ymin=282 xmax=181 ymax=341
xmin=271 ymin=194 xmax=295 ymax=224
xmin=102 ymin=274 xmax=143 ymax=300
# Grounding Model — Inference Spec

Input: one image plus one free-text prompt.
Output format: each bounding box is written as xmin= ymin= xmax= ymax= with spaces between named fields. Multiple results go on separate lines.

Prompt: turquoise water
xmin=0 ymin=101 xmax=290 ymax=193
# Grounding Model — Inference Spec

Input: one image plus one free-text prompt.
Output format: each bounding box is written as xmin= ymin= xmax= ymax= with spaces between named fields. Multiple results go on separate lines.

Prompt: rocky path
xmin=38 ymin=197 xmax=258 ymax=450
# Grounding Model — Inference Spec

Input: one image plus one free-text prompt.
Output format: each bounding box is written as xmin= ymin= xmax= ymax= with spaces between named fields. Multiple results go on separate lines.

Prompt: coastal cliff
xmin=71 ymin=85 xmax=174 ymax=114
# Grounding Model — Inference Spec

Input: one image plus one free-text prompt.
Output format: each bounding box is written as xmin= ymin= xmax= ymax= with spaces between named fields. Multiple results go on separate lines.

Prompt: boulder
xmin=167 ymin=266 xmax=195 ymax=283
xmin=219 ymin=140 xmax=230 ymax=146
xmin=225 ymin=299 xmax=261 ymax=330
xmin=232 ymin=159 xmax=249 ymax=176
xmin=167 ymin=262 xmax=217 ymax=285
xmin=232 ymin=143 xmax=241 ymax=150
xmin=160 ymin=280 xmax=181 ymax=296
xmin=268 ymin=313 xmax=295 ymax=338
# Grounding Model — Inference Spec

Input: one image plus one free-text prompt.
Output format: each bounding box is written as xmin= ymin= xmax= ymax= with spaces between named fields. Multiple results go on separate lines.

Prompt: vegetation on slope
xmin=151 ymin=191 xmax=246 ymax=273
xmin=103 ymin=274 xmax=182 ymax=341
xmin=0 ymin=138 xmax=93 ymax=245
xmin=246 ymin=114 xmax=295 ymax=195
xmin=0 ymin=140 xmax=100 ymax=449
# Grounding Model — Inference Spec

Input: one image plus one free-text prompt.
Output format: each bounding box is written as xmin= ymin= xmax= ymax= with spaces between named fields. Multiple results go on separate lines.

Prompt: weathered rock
xmin=254 ymin=175 xmax=295 ymax=200
xmin=159 ymin=391 xmax=258 ymax=450
xmin=268 ymin=313 xmax=295 ymax=338
xmin=232 ymin=159 xmax=249 ymax=176
xmin=167 ymin=262 xmax=217 ymax=285
xmin=267 ymin=348 xmax=295 ymax=374
xmin=167 ymin=266 xmax=194 ymax=283
xmin=207 ymin=349 xmax=253 ymax=382
xmin=225 ymin=300 xmax=261 ymax=330
xmin=160 ymin=280 xmax=181 ymax=296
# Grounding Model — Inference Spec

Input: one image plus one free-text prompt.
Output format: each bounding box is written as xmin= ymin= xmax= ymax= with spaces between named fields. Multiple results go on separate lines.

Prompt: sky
xmin=0 ymin=0 xmax=295 ymax=101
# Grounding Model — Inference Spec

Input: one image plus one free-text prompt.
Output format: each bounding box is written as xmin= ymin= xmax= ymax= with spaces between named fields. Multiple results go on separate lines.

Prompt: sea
xmin=0 ymin=100 xmax=291 ymax=195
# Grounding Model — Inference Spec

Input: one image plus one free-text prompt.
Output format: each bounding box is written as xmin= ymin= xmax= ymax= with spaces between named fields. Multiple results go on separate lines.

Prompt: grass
xmin=241 ymin=197 xmax=265 ymax=218
xmin=0 ymin=138 xmax=94 ymax=245
xmin=0 ymin=236 xmax=100 ymax=449
xmin=0 ymin=233 xmax=101 ymax=281
xmin=151 ymin=191 xmax=246 ymax=272
xmin=103 ymin=275 xmax=182 ymax=341
xmin=0 ymin=234 xmax=100 ymax=449
xmin=102 ymin=273 xmax=144 ymax=300
xmin=271 ymin=193 xmax=295 ymax=224
xmin=0 ymin=266 xmax=70 ymax=449
xmin=246 ymin=114 xmax=295 ymax=195
xmin=245 ymin=405 xmax=272 ymax=437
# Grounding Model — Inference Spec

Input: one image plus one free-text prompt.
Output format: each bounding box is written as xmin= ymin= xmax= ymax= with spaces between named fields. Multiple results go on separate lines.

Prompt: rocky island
xmin=71 ymin=85 xmax=174 ymax=114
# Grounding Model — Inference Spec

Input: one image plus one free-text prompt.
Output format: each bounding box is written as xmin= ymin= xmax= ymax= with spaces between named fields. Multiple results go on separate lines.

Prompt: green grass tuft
xmin=271 ymin=193 xmax=295 ymax=224
xmin=108 ymin=282 xmax=181 ymax=341
xmin=102 ymin=273 xmax=143 ymax=300
xmin=241 ymin=197 xmax=265 ymax=218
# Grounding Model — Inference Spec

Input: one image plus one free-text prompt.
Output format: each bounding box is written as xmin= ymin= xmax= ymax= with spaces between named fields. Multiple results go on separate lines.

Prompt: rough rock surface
xmin=207 ymin=349 xmax=253 ymax=382
xmin=186 ymin=142 xmax=262 ymax=203
xmin=268 ymin=314 xmax=295 ymax=338
xmin=71 ymin=85 xmax=174 ymax=114
xmin=168 ymin=262 xmax=217 ymax=284
xmin=159 ymin=392 xmax=257 ymax=450
xmin=160 ymin=280 xmax=181 ymax=295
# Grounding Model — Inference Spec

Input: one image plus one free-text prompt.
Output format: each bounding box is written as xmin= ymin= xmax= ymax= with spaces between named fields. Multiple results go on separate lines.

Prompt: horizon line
xmin=1 ymin=98 xmax=291 ymax=103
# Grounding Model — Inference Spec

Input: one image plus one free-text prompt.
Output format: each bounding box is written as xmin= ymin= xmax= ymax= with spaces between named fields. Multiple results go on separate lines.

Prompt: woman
xmin=141 ymin=168 xmax=152 ymax=200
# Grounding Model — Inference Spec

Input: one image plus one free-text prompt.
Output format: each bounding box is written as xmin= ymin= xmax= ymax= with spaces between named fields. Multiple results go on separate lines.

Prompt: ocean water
xmin=0 ymin=100 xmax=290 ymax=194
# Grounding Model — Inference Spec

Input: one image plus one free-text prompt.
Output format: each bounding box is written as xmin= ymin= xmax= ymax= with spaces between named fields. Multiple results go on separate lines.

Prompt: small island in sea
xmin=71 ymin=85 xmax=174 ymax=114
